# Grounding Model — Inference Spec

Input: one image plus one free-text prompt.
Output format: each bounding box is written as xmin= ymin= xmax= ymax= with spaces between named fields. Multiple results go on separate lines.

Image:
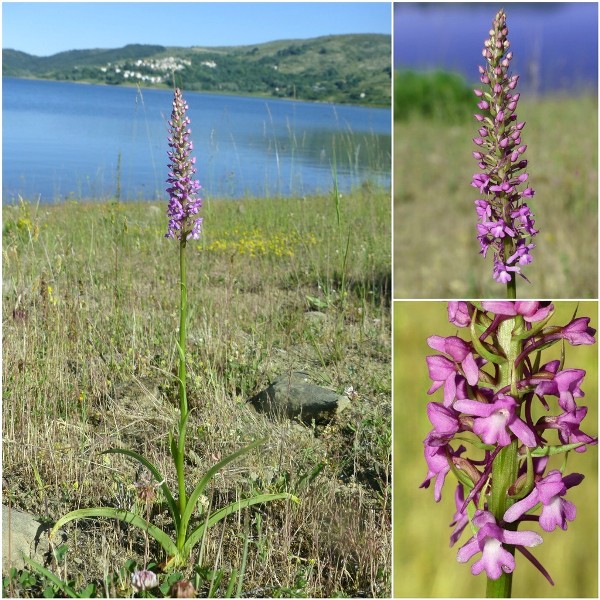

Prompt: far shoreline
xmin=2 ymin=75 xmax=391 ymax=110
xmin=2 ymin=180 xmax=391 ymax=208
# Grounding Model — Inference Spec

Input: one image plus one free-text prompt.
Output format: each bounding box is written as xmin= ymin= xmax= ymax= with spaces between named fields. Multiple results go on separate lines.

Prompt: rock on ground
xmin=248 ymin=372 xmax=350 ymax=425
xmin=2 ymin=504 xmax=58 ymax=572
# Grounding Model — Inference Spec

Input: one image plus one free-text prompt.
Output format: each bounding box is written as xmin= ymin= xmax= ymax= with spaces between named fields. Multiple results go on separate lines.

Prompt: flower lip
xmin=454 ymin=394 xmax=537 ymax=448
xmin=457 ymin=509 xmax=543 ymax=580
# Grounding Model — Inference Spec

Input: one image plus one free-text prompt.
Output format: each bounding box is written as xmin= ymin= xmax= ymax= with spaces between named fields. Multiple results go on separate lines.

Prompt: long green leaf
xmin=22 ymin=557 xmax=78 ymax=598
xmin=49 ymin=507 xmax=178 ymax=557
xmin=102 ymin=448 xmax=179 ymax=527
xmin=179 ymin=439 xmax=264 ymax=536
xmin=183 ymin=493 xmax=298 ymax=557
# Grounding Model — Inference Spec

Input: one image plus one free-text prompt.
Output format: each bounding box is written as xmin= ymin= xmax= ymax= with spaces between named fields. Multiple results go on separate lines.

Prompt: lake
xmin=2 ymin=77 xmax=391 ymax=203
xmin=395 ymin=2 xmax=598 ymax=94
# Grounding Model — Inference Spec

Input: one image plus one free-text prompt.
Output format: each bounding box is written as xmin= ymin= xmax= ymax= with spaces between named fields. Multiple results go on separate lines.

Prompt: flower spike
xmin=166 ymin=88 xmax=202 ymax=242
xmin=471 ymin=10 xmax=537 ymax=288
xmin=422 ymin=302 xmax=596 ymax=593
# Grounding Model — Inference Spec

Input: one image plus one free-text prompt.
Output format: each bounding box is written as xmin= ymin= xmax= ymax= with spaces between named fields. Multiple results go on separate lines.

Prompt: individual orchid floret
xmin=471 ymin=9 xmax=537 ymax=286
xmin=449 ymin=485 xmax=470 ymax=547
xmin=534 ymin=369 xmax=586 ymax=412
xmin=425 ymin=402 xmax=462 ymax=446
xmin=457 ymin=510 xmax=543 ymax=580
xmin=504 ymin=470 xmax=584 ymax=532
xmin=454 ymin=394 xmax=537 ymax=448
xmin=540 ymin=407 xmax=597 ymax=453
xmin=560 ymin=317 xmax=597 ymax=346
xmin=165 ymin=88 xmax=202 ymax=242
xmin=426 ymin=354 xmax=467 ymax=406
xmin=421 ymin=444 xmax=466 ymax=502
xmin=448 ymin=301 xmax=472 ymax=328
xmin=427 ymin=335 xmax=481 ymax=386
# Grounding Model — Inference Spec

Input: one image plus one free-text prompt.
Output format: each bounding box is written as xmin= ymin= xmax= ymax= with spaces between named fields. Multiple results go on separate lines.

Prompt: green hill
xmin=3 ymin=35 xmax=391 ymax=106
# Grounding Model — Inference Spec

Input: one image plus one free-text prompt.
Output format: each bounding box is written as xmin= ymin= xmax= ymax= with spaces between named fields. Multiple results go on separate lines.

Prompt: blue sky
xmin=2 ymin=2 xmax=391 ymax=56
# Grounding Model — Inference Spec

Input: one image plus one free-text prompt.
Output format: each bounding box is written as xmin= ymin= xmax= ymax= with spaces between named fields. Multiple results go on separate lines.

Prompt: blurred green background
xmin=393 ymin=302 xmax=598 ymax=597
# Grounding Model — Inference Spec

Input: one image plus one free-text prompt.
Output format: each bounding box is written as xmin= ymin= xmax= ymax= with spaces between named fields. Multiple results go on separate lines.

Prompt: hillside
xmin=2 ymin=35 xmax=391 ymax=106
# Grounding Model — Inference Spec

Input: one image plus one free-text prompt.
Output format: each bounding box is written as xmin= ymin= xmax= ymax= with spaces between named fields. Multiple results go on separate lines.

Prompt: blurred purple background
xmin=394 ymin=2 xmax=598 ymax=94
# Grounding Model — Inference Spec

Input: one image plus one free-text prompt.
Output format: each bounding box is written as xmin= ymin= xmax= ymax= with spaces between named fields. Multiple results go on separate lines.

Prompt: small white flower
xmin=344 ymin=386 xmax=359 ymax=401
xmin=131 ymin=569 xmax=159 ymax=592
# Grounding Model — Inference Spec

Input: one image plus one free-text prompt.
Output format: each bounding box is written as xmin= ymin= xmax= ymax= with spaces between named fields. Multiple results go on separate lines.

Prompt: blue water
xmin=2 ymin=78 xmax=391 ymax=203
xmin=395 ymin=2 xmax=598 ymax=93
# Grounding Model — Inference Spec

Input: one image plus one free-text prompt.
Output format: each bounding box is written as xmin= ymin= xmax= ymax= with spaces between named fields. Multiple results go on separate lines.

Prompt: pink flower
xmin=561 ymin=317 xmax=596 ymax=345
xmin=454 ymin=394 xmax=536 ymax=448
xmin=542 ymin=407 xmax=597 ymax=453
xmin=457 ymin=510 xmax=542 ymax=580
xmin=425 ymin=402 xmax=461 ymax=446
xmin=535 ymin=369 xmax=587 ymax=412
xmin=481 ymin=301 xmax=553 ymax=322
xmin=420 ymin=444 xmax=453 ymax=502
xmin=448 ymin=302 xmax=471 ymax=327
xmin=503 ymin=470 xmax=584 ymax=532
xmin=427 ymin=335 xmax=480 ymax=386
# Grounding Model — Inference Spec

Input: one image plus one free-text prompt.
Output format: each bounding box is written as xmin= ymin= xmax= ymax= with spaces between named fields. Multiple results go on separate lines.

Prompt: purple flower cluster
xmin=166 ymin=88 xmax=202 ymax=242
xmin=422 ymin=302 xmax=596 ymax=582
xmin=471 ymin=10 xmax=537 ymax=284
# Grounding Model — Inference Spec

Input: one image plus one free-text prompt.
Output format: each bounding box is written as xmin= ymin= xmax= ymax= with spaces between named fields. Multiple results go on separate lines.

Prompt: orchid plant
xmin=471 ymin=9 xmax=537 ymax=299
xmin=50 ymin=89 xmax=296 ymax=578
xmin=422 ymin=301 xmax=596 ymax=597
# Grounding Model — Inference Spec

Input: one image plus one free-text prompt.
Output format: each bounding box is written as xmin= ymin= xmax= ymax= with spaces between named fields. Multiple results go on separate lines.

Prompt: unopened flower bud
xmin=169 ymin=580 xmax=197 ymax=598
xmin=452 ymin=457 xmax=482 ymax=487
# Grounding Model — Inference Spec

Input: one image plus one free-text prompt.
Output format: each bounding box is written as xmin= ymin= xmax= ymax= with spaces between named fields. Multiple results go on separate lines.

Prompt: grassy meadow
xmin=2 ymin=186 xmax=391 ymax=597
xmin=394 ymin=94 xmax=598 ymax=298
xmin=393 ymin=302 xmax=598 ymax=597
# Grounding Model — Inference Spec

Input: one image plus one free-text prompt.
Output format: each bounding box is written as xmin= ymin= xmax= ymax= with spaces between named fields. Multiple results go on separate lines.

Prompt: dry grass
xmin=394 ymin=95 xmax=598 ymax=299
xmin=2 ymin=185 xmax=391 ymax=597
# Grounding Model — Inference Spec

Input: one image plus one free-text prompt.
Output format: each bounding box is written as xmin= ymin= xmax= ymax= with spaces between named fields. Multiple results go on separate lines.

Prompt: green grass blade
xmin=22 ymin=556 xmax=79 ymax=598
xmin=179 ymin=439 xmax=264 ymax=536
xmin=226 ymin=568 xmax=238 ymax=599
xmin=183 ymin=493 xmax=298 ymax=557
xmin=102 ymin=448 xmax=179 ymax=527
xmin=49 ymin=507 xmax=178 ymax=557
xmin=235 ymin=513 xmax=251 ymax=598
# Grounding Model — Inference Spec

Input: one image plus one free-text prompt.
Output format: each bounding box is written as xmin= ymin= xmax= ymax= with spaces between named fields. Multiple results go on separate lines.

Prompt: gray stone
xmin=2 ymin=505 xmax=61 ymax=572
xmin=249 ymin=372 xmax=350 ymax=425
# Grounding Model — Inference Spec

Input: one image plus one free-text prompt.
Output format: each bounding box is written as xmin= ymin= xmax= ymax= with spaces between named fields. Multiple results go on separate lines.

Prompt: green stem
xmin=506 ymin=275 xmax=516 ymax=300
xmin=177 ymin=239 xmax=188 ymax=517
xmin=485 ymin=317 xmax=522 ymax=598
xmin=502 ymin=212 xmax=517 ymax=300
xmin=486 ymin=440 xmax=518 ymax=598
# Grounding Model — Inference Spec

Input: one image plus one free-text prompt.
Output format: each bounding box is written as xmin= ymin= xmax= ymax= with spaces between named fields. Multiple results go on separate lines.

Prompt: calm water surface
xmin=3 ymin=78 xmax=391 ymax=203
xmin=395 ymin=2 xmax=598 ymax=93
